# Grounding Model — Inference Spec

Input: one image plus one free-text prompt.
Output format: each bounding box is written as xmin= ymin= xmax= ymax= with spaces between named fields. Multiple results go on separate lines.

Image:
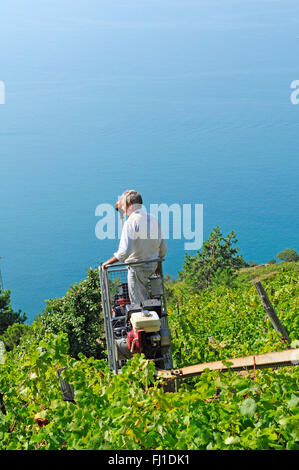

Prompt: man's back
xmin=114 ymin=209 xmax=167 ymax=263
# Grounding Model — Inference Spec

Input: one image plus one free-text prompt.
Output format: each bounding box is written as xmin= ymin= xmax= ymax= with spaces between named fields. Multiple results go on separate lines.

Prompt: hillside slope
xmin=166 ymin=262 xmax=299 ymax=368
xmin=0 ymin=263 xmax=298 ymax=450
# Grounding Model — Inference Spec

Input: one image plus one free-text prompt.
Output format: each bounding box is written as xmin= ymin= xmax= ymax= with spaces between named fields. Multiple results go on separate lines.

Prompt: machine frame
xmin=99 ymin=258 xmax=173 ymax=374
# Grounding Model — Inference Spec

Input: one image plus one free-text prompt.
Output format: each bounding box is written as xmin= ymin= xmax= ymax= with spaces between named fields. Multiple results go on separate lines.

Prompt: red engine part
xmin=117 ymin=298 xmax=130 ymax=305
xmin=127 ymin=329 xmax=144 ymax=354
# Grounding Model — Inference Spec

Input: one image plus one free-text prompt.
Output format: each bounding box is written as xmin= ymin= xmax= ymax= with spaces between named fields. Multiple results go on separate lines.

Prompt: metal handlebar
xmin=100 ymin=257 xmax=164 ymax=270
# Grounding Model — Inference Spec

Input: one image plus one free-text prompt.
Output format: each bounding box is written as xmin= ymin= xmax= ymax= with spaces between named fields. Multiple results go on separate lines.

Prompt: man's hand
xmin=102 ymin=261 xmax=109 ymax=270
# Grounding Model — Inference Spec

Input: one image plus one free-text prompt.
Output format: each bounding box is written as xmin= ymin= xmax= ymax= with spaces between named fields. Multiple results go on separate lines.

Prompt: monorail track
xmin=157 ymin=348 xmax=299 ymax=381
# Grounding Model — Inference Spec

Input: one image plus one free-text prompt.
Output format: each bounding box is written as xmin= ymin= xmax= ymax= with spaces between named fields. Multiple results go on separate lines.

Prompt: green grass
xmin=237 ymin=261 xmax=299 ymax=284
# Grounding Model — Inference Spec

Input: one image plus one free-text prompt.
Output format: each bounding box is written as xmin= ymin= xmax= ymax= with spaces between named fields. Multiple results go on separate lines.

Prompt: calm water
xmin=0 ymin=0 xmax=298 ymax=323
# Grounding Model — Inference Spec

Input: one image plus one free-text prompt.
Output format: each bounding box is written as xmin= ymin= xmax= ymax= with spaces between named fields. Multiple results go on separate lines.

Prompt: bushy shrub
xmin=0 ymin=289 xmax=27 ymax=335
xmin=277 ymin=249 xmax=299 ymax=263
xmin=0 ymin=323 xmax=32 ymax=351
xmin=37 ymin=268 xmax=104 ymax=359
xmin=179 ymin=227 xmax=246 ymax=290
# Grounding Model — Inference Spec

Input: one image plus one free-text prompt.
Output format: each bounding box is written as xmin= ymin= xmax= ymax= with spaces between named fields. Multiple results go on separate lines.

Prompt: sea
xmin=0 ymin=0 xmax=298 ymax=323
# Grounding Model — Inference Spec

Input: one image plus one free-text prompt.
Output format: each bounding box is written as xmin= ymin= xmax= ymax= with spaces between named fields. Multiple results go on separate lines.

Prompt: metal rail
xmin=103 ymin=257 xmax=163 ymax=269
xmin=99 ymin=266 xmax=117 ymax=372
xmin=99 ymin=257 xmax=173 ymax=373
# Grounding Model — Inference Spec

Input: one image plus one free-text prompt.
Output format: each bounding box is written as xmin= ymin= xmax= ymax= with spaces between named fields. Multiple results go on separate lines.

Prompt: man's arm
xmin=102 ymin=218 xmax=134 ymax=268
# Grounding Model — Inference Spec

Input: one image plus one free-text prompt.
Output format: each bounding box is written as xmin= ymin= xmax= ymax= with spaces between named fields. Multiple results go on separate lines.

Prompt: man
xmin=102 ymin=190 xmax=167 ymax=305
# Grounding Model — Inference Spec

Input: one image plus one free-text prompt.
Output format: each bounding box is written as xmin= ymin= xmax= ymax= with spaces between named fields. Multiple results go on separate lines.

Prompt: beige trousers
xmin=127 ymin=262 xmax=157 ymax=305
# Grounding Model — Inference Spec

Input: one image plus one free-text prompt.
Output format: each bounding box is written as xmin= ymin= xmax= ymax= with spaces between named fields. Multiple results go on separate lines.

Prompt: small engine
xmin=111 ymin=283 xmax=171 ymax=367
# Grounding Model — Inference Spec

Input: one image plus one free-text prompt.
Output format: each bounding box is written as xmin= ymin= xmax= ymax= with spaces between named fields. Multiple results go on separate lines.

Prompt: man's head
xmin=118 ymin=190 xmax=143 ymax=216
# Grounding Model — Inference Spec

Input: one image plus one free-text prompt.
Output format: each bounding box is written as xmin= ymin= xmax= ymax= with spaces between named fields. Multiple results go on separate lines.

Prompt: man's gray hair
xmin=121 ymin=190 xmax=143 ymax=208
